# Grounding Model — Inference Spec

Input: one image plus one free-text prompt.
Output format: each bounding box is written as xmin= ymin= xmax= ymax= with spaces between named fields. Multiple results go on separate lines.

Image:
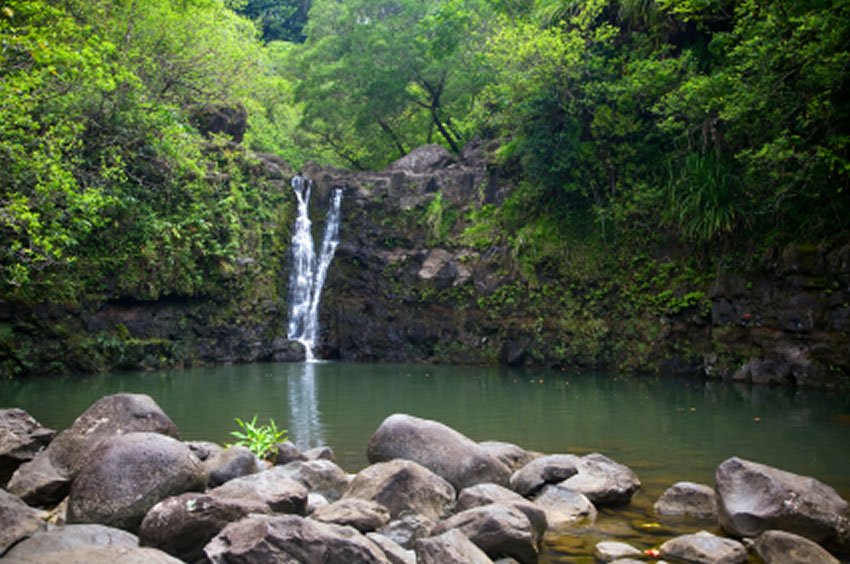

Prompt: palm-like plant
xmin=229 ymin=415 xmax=288 ymax=461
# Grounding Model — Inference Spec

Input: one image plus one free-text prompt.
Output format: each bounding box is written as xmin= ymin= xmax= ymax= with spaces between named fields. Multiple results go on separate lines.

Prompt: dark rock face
xmin=344 ymin=459 xmax=455 ymax=521
xmin=367 ymin=413 xmax=512 ymax=490
xmin=654 ymin=481 xmax=717 ymax=520
xmin=431 ymin=504 xmax=543 ymax=564
xmin=67 ymin=432 xmax=206 ymax=532
xmin=208 ymin=466 xmax=309 ymax=514
xmin=659 ymin=530 xmax=748 ymax=564
xmin=0 ymin=409 xmax=55 ymax=488
xmin=3 ymin=524 xmax=138 ymax=559
xmin=275 ymin=440 xmax=308 ymax=465
xmin=415 ymin=529 xmax=493 ymax=564
xmin=715 ymin=457 xmax=850 ymax=548
xmin=204 ymin=514 xmax=390 ymax=563
xmin=8 ymin=393 xmax=179 ymax=506
xmin=0 ymin=488 xmax=45 ymax=555
xmin=754 ymin=529 xmax=841 ymax=564
xmin=138 ymin=493 xmax=270 ymax=562
xmin=311 ymin=498 xmax=391 ymax=533
xmin=191 ymin=104 xmax=247 ymax=143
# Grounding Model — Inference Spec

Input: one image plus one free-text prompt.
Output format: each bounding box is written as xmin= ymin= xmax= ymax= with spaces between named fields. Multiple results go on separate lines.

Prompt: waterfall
xmin=286 ymin=175 xmax=343 ymax=361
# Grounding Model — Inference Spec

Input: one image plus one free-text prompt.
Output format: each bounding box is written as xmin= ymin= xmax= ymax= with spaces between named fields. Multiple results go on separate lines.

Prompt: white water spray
xmin=287 ymin=175 xmax=343 ymax=361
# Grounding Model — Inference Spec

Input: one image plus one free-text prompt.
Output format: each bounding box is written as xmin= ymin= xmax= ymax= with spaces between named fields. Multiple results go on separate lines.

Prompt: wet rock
xmin=659 ymin=530 xmax=748 ymax=564
xmin=532 ymin=483 xmax=597 ymax=528
xmin=205 ymin=445 xmax=257 ymax=487
xmin=138 ymin=493 xmax=270 ymax=562
xmin=509 ymin=454 xmax=579 ymax=496
xmin=208 ymin=466 xmax=308 ymax=514
xmin=4 ymin=524 xmax=138 ymax=560
xmin=345 ymin=459 xmax=455 ymax=520
xmin=0 ymin=488 xmax=45 ymax=554
xmin=270 ymin=338 xmax=307 ymax=362
xmin=377 ymin=512 xmax=437 ymax=549
xmin=67 ymin=432 xmax=205 ymax=532
xmin=479 ymin=441 xmax=537 ymax=473
xmin=3 ymin=544 xmax=184 ymax=563
xmin=594 ymin=541 xmax=643 ymax=562
xmin=415 ymin=529 xmax=492 ymax=564
xmin=312 ymin=498 xmax=391 ymax=533
xmin=654 ymin=481 xmax=717 ymax=520
xmin=431 ymin=504 xmax=542 ymax=564
xmin=715 ymin=457 xmax=850 ymax=547
xmin=204 ymin=514 xmax=390 ymax=563
xmin=0 ymin=409 xmax=55 ymax=488
xmin=275 ymin=440 xmax=308 ymax=465
xmin=367 ymin=413 xmax=511 ymax=490
xmin=276 ymin=459 xmax=350 ymax=502
xmin=754 ymin=529 xmax=840 ymax=564
xmin=8 ymin=394 xmax=179 ymax=506
xmin=366 ymin=532 xmax=417 ymax=564
xmin=558 ymin=453 xmax=640 ymax=506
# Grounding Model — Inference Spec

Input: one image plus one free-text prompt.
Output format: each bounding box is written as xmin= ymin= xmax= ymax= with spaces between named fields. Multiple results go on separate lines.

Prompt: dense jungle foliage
xmin=2 ymin=0 xmax=849 ymax=307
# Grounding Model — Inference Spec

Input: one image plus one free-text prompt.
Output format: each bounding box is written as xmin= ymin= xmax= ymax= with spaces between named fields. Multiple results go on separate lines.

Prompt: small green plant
xmin=229 ymin=415 xmax=288 ymax=461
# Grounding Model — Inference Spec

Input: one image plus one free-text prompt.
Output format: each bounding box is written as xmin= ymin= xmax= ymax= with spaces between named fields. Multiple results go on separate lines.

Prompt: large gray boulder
xmin=654 ymin=481 xmax=717 ymax=520
xmin=8 ymin=394 xmax=179 ymax=506
xmin=754 ymin=529 xmax=841 ymax=564
xmin=431 ymin=504 xmax=543 ymax=564
xmin=458 ymin=483 xmax=528 ymax=511
xmin=205 ymin=445 xmax=257 ymax=487
xmin=415 ymin=529 xmax=493 ymax=564
xmin=0 ymin=488 xmax=45 ymax=555
xmin=204 ymin=514 xmax=390 ymax=563
xmin=531 ymin=483 xmax=597 ymax=529
xmin=0 ymin=409 xmax=55 ymax=487
xmin=345 ymin=459 xmax=455 ymax=520
xmin=208 ymin=466 xmax=308 ymax=514
xmin=715 ymin=457 xmax=850 ymax=548
xmin=558 ymin=453 xmax=640 ymax=506
xmin=138 ymin=493 xmax=271 ymax=562
xmin=479 ymin=441 xmax=537 ymax=473
xmin=276 ymin=459 xmax=350 ymax=502
xmin=509 ymin=454 xmax=579 ymax=496
xmin=3 ymin=544 xmax=183 ymax=563
xmin=3 ymin=524 xmax=138 ymax=560
xmin=659 ymin=530 xmax=748 ymax=564
xmin=311 ymin=498 xmax=391 ymax=532
xmin=367 ymin=413 xmax=511 ymax=490
xmin=67 ymin=432 xmax=205 ymax=532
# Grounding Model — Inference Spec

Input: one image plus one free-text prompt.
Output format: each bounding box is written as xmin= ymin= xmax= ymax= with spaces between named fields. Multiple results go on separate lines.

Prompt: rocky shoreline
xmin=2 ymin=394 xmax=848 ymax=563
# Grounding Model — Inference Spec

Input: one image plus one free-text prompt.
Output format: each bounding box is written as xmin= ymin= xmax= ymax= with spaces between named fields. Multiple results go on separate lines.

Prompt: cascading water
xmin=287 ymin=174 xmax=343 ymax=361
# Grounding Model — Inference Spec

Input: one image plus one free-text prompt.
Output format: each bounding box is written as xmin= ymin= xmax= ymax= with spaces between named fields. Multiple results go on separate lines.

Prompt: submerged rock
xmin=367 ymin=413 xmax=512 ymax=490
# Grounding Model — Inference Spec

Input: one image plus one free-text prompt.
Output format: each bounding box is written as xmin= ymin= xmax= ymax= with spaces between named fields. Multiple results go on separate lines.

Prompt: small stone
xmin=660 ymin=530 xmax=748 ymax=564
xmin=654 ymin=481 xmax=717 ymax=520
xmin=594 ymin=541 xmax=643 ymax=562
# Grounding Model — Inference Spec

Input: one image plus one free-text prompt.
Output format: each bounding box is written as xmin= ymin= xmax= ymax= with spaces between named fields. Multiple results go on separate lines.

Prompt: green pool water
xmin=2 ymin=362 xmax=848 ymax=561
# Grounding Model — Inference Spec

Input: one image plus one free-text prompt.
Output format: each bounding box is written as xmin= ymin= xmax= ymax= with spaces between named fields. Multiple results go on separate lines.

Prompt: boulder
xmin=3 ymin=544 xmax=183 ymax=563
xmin=312 ymin=498 xmax=392 ymax=533
xmin=415 ymin=529 xmax=493 ymax=564
xmin=377 ymin=512 xmax=437 ymax=549
xmin=345 ymin=459 xmax=455 ymax=520
xmin=509 ymin=454 xmax=579 ymax=496
xmin=67 ymin=432 xmax=205 ymax=532
xmin=307 ymin=492 xmax=330 ymax=514
xmin=594 ymin=541 xmax=643 ymax=562
xmin=531 ymin=483 xmax=597 ymax=528
xmin=205 ymin=445 xmax=257 ymax=487
xmin=431 ymin=504 xmax=542 ymax=564
xmin=659 ymin=530 xmax=748 ymax=564
xmin=390 ymin=144 xmax=456 ymax=173
xmin=754 ymin=529 xmax=840 ymax=564
xmin=185 ymin=441 xmax=223 ymax=462
xmin=654 ymin=481 xmax=717 ymax=520
xmin=367 ymin=413 xmax=511 ymax=490
xmin=138 ymin=493 xmax=271 ymax=562
xmin=8 ymin=394 xmax=178 ymax=506
xmin=558 ymin=453 xmax=640 ymax=506
xmin=304 ymin=446 xmax=336 ymax=461
xmin=3 ymin=524 xmax=138 ymax=559
xmin=0 ymin=409 xmax=55 ymax=487
xmin=275 ymin=440 xmax=307 ymax=465
xmin=367 ymin=532 xmax=416 ymax=564
xmin=277 ymin=459 xmax=350 ymax=502
xmin=0 ymin=488 xmax=45 ymax=555
xmin=715 ymin=457 xmax=850 ymax=547
xmin=458 ymin=483 xmax=528 ymax=511
xmin=204 ymin=514 xmax=390 ymax=563
xmin=208 ymin=466 xmax=308 ymax=514
xmin=479 ymin=441 xmax=537 ymax=473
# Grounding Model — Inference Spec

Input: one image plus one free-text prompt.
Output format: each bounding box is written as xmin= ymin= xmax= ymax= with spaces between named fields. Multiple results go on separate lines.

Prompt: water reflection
xmin=286 ymin=362 xmax=326 ymax=449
